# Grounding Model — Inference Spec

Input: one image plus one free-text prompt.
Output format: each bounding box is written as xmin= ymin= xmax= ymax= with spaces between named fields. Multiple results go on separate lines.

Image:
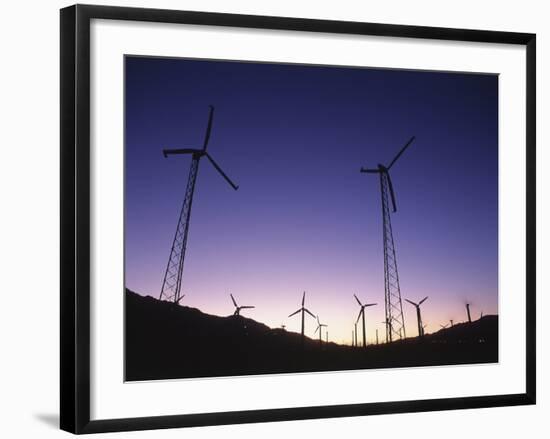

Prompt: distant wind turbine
xmin=405 ymin=296 xmax=428 ymax=337
xmin=288 ymin=291 xmax=316 ymax=343
xmin=314 ymin=315 xmax=327 ymax=345
xmin=230 ymin=293 xmax=255 ymax=316
xmin=354 ymin=294 xmax=377 ymax=348
xmin=440 ymin=323 xmax=449 ymax=329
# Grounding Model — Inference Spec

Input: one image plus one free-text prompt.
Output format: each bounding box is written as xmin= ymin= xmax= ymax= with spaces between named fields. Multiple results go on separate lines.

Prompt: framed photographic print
xmin=60 ymin=4 xmax=536 ymax=434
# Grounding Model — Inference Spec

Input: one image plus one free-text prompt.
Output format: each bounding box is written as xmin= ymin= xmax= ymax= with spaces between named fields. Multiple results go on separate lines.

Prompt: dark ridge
xmin=125 ymin=289 xmax=498 ymax=381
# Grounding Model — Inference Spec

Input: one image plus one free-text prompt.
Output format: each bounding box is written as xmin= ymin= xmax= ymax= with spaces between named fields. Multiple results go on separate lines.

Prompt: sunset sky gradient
xmin=125 ymin=56 xmax=498 ymax=345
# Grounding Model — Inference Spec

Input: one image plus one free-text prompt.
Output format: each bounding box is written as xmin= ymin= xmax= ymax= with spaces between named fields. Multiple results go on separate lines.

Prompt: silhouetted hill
xmin=125 ymin=289 xmax=498 ymax=381
xmin=425 ymin=316 xmax=498 ymax=343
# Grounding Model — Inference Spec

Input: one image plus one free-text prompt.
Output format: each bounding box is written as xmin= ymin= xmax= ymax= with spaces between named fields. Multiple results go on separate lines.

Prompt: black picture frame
xmin=60 ymin=4 xmax=536 ymax=434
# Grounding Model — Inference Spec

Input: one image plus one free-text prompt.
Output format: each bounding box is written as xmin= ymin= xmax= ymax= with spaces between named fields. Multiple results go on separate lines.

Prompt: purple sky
xmin=125 ymin=56 xmax=498 ymax=344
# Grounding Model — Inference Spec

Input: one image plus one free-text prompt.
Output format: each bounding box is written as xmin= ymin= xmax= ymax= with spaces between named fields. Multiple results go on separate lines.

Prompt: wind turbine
xmin=230 ymin=293 xmax=255 ymax=316
xmin=466 ymin=303 xmax=472 ymax=323
xmin=314 ymin=315 xmax=327 ymax=345
xmin=159 ymin=106 xmax=239 ymax=304
xmin=288 ymin=291 xmax=316 ymax=343
xmin=405 ymin=296 xmax=428 ymax=337
xmin=354 ymin=321 xmax=358 ymax=347
xmin=440 ymin=323 xmax=449 ymax=329
xmin=360 ymin=136 xmax=415 ymax=342
xmin=354 ymin=294 xmax=377 ymax=348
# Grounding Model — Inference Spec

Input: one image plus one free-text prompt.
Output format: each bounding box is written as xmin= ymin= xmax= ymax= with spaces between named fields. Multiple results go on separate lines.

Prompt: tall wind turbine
xmin=230 ymin=293 xmax=255 ymax=316
xmin=314 ymin=315 xmax=327 ymax=345
xmin=288 ymin=291 xmax=316 ymax=343
xmin=360 ymin=136 xmax=415 ymax=342
xmin=354 ymin=294 xmax=377 ymax=348
xmin=405 ymin=296 xmax=428 ymax=337
xmin=159 ymin=106 xmax=239 ymax=304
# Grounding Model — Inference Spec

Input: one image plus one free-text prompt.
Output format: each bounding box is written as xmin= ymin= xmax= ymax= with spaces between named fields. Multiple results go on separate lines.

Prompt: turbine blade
xmin=205 ymin=153 xmax=239 ymax=190
xmin=316 ymin=315 xmax=320 ymax=324
xmin=163 ymin=148 xmax=202 ymax=157
xmin=360 ymin=167 xmax=380 ymax=174
xmin=356 ymin=309 xmax=363 ymax=325
xmin=385 ymin=171 xmax=398 ymax=212
xmin=314 ymin=325 xmax=320 ymax=334
xmin=419 ymin=296 xmax=429 ymax=305
xmin=365 ymin=303 xmax=377 ymax=307
xmin=230 ymin=293 xmax=237 ymax=307
xmin=302 ymin=291 xmax=305 ymax=307
xmin=202 ymin=105 xmax=214 ymax=151
xmin=305 ymin=308 xmax=316 ymax=319
xmin=241 ymin=306 xmax=255 ymax=309
xmin=387 ymin=136 xmax=415 ymax=170
xmin=288 ymin=309 xmax=300 ymax=318
xmin=405 ymin=299 xmax=417 ymax=306
xmin=354 ymin=294 xmax=363 ymax=307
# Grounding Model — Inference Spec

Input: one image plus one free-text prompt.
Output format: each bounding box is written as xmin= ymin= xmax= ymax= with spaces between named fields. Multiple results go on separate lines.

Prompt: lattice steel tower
xmin=360 ymin=136 xmax=415 ymax=342
xmin=159 ymin=106 xmax=239 ymax=304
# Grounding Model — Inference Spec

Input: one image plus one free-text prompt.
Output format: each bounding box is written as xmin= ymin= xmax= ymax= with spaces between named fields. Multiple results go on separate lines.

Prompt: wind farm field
xmin=124 ymin=57 xmax=499 ymax=382
xmin=125 ymin=290 xmax=498 ymax=381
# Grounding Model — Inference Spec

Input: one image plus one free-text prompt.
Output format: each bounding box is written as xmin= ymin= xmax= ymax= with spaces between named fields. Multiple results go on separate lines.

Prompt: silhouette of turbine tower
xmin=159 ymin=106 xmax=239 ymax=304
xmin=361 ymin=136 xmax=415 ymax=342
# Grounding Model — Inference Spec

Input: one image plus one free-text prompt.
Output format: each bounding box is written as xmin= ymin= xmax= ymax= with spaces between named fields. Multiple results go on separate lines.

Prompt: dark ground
xmin=125 ymin=289 xmax=498 ymax=381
